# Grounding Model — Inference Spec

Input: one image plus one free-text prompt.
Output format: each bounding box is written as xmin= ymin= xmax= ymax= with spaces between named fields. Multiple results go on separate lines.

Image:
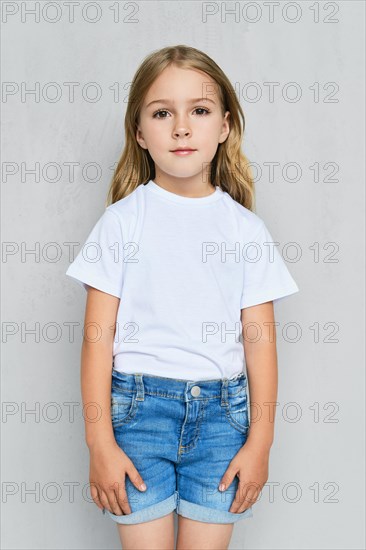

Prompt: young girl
xmin=66 ymin=45 xmax=299 ymax=550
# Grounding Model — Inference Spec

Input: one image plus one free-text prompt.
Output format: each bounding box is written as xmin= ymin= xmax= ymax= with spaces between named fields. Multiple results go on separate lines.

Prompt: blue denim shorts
xmin=102 ymin=369 xmax=253 ymax=525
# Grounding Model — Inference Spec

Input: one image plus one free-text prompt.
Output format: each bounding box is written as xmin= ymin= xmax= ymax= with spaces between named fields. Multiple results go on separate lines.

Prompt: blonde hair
xmin=106 ymin=45 xmax=255 ymax=210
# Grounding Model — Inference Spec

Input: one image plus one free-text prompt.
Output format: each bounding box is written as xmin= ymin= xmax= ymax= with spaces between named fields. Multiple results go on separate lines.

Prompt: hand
xmin=218 ymin=440 xmax=270 ymax=513
xmin=89 ymin=442 xmax=147 ymax=516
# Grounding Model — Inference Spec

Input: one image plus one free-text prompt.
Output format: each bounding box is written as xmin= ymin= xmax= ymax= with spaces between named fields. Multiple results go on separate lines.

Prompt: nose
xmin=173 ymin=127 xmax=191 ymax=138
xmin=172 ymin=114 xmax=191 ymax=138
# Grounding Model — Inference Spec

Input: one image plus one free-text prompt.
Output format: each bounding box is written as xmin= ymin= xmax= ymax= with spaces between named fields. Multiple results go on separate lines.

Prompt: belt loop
xmin=134 ymin=373 xmax=144 ymax=401
xmin=221 ymin=378 xmax=229 ymax=406
xmin=184 ymin=381 xmax=191 ymax=403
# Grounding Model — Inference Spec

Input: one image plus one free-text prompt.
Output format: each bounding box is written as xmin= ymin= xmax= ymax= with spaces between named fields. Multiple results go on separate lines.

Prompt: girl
xmin=66 ymin=45 xmax=299 ymax=550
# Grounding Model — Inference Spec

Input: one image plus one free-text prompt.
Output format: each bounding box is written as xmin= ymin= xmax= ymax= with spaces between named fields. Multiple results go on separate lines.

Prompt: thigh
xmin=176 ymin=387 xmax=253 ymax=524
xmin=177 ymin=516 xmax=234 ymax=550
xmin=104 ymin=382 xmax=177 ymax=525
xmin=117 ymin=512 xmax=175 ymax=550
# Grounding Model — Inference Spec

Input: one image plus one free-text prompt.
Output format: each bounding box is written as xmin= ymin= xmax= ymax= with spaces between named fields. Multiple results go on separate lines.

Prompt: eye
xmin=194 ymin=108 xmax=210 ymax=115
xmin=153 ymin=110 xmax=169 ymax=119
xmin=152 ymin=107 xmax=211 ymax=119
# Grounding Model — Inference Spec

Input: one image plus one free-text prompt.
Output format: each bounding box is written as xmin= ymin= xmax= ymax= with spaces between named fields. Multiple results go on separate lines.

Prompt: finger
xmin=235 ymin=491 xmax=255 ymax=514
xmin=116 ymin=480 xmax=132 ymax=515
xmin=229 ymin=480 xmax=249 ymax=513
xmin=92 ymin=493 xmax=104 ymax=511
xmin=218 ymin=464 xmax=238 ymax=492
xmin=106 ymin=487 xmax=124 ymax=516
xmin=245 ymin=487 xmax=260 ymax=507
xmin=231 ymin=488 xmax=252 ymax=513
xmin=127 ymin=464 xmax=147 ymax=492
xmin=230 ymin=485 xmax=258 ymax=513
xmin=99 ymin=490 xmax=113 ymax=514
xmin=229 ymin=486 xmax=243 ymax=513
xmin=90 ymin=482 xmax=104 ymax=511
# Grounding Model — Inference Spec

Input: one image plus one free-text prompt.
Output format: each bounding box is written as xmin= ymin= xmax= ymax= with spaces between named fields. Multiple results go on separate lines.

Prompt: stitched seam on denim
xmin=227 ymin=417 xmax=249 ymax=432
xmin=111 ymin=399 xmax=138 ymax=426
xmin=225 ymin=409 xmax=249 ymax=433
xmin=229 ymin=394 xmax=248 ymax=413
xmin=180 ymin=401 xmax=207 ymax=450
xmin=111 ymin=389 xmax=244 ymax=399
xmin=180 ymin=400 xmax=209 ymax=451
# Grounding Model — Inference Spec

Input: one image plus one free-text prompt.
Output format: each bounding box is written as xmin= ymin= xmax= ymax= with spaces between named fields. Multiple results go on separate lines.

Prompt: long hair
xmin=106 ymin=45 xmax=255 ymax=210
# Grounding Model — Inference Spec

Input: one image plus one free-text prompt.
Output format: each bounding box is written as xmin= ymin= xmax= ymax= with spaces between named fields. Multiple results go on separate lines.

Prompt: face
xmin=136 ymin=65 xmax=230 ymax=191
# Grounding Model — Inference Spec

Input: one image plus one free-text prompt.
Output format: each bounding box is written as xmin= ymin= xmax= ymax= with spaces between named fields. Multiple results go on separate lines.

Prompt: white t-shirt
xmin=66 ymin=180 xmax=299 ymax=380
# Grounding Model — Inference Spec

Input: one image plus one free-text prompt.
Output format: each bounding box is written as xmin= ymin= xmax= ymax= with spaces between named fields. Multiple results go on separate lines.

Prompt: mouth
xmin=170 ymin=149 xmax=197 ymax=155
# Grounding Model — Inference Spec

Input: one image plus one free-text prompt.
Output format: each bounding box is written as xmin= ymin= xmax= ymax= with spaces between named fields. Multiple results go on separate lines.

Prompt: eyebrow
xmin=146 ymin=97 xmax=217 ymax=108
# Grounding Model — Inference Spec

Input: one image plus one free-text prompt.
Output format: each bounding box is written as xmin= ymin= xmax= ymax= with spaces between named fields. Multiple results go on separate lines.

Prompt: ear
xmin=136 ymin=126 xmax=148 ymax=150
xmin=218 ymin=111 xmax=230 ymax=144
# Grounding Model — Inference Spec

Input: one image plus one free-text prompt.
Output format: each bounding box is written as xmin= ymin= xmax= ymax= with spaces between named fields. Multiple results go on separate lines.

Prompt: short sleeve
xmin=240 ymin=222 xmax=299 ymax=309
xmin=65 ymin=208 xmax=124 ymax=298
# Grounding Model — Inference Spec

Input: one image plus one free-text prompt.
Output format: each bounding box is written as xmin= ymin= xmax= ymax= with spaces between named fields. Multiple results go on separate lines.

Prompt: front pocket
xmin=226 ymin=387 xmax=249 ymax=433
xmin=110 ymin=391 xmax=137 ymax=427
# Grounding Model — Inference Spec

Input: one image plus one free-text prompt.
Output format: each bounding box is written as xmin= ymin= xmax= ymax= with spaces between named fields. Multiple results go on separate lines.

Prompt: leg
xmin=176 ymin=515 xmax=234 ymax=550
xmin=116 ymin=512 xmax=175 ymax=550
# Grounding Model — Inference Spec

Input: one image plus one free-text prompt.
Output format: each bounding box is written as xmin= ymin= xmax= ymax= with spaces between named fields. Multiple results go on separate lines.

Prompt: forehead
xmin=143 ymin=65 xmax=220 ymax=105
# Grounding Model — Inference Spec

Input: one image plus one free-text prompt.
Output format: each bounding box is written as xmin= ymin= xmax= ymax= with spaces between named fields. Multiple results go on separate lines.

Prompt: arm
xmin=81 ymin=287 xmax=147 ymax=515
xmin=81 ymin=286 xmax=119 ymax=450
xmin=242 ymin=300 xmax=278 ymax=452
xmin=219 ymin=300 xmax=277 ymax=512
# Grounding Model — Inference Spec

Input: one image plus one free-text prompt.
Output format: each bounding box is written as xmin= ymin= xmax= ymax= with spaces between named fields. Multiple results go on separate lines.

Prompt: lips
xmin=171 ymin=149 xmax=197 ymax=156
xmin=171 ymin=148 xmax=196 ymax=152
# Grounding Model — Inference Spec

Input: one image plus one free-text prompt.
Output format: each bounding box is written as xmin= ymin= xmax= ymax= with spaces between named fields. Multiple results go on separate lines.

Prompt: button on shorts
xmin=102 ymin=369 xmax=253 ymax=525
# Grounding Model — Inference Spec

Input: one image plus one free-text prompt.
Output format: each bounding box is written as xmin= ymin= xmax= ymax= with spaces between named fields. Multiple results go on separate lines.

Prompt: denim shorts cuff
xmin=102 ymin=492 xmax=177 ymax=524
xmin=176 ymin=497 xmax=254 ymax=524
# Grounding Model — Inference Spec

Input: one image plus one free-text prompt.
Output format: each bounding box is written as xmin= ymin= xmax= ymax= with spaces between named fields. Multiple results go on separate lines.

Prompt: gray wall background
xmin=2 ymin=1 xmax=364 ymax=549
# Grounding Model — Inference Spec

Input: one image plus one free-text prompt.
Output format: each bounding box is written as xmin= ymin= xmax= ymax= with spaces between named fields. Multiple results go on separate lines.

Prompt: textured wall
xmin=2 ymin=1 xmax=364 ymax=549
